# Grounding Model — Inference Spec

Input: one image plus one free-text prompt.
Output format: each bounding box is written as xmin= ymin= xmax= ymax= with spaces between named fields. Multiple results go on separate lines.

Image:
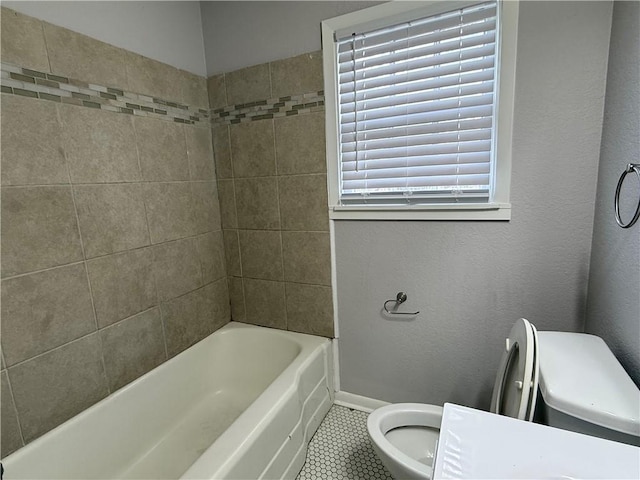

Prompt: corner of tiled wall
xmin=207 ymin=51 xmax=335 ymax=340
xmin=0 ymin=6 xmax=228 ymax=457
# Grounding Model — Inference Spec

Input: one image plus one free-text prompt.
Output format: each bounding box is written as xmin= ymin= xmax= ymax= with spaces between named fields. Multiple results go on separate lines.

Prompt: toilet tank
xmin=536 ymin=332 xmax=640 ymax=446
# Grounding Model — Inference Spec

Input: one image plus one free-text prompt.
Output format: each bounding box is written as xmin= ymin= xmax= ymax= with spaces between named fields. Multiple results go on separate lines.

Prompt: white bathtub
xmin=2 ymin=322 xmax=334 ymax=479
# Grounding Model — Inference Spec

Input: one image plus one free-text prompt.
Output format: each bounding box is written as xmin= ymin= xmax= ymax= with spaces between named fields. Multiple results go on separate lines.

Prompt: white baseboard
xmin=334 ymin=391 xmax=390 ymax=413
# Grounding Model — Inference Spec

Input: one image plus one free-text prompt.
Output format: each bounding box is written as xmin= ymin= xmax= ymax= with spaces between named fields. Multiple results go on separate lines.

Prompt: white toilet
xmin=367 ymin=318 xmax=640 ymax=480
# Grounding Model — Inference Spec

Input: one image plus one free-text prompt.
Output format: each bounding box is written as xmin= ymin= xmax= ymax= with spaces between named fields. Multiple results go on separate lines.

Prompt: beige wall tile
xmin=43 ymin=22 xmax=127 ymax=89
xmin=9 ymin=334 xmax=108 ymax=442
xmin=1 ymin=186 xmax=83 ymax=277
xmin=191 ymin=181 xmax=221 ymax=234
xmin=218 ymin=179 xmax=238 ymax=229
xmin=223 ymin=229 xmax=242 ymax=277
xmin=229 ymin=120 xmax=276 ymax=178
xmin=282 ymin=231 xmax=331 ymax=286
xmin=212 ymin=124 xmax=232 ymax=179
xmin=228 ymin=276 xmax=246 ymax=322
xmin=207 ymin=74 xmax=227 ymax=110
xmin=186 ymin=127 xmax=215 ymax=181
xmin=152 ymin=237 xmax=203 ymax=302
xmin=235 ymin=177 xmax=281 ymax=230
xmin=1 ymin=264 xmax=96 ymax=366
xmin=1 ymin=95 xmax=68 ymax=186
xmin=100 ymin=308 xmax=166 ymax=392
xmin=270 ymin=51 xmax=323 ymax=98
xmin=87 ymin=248 xmax=157 ymax=328
xmin=278 ymin=174 xmax=329 ymax=231
xmin=180 ymin=70 xmax=208 ymax=109
xmin=1 ymin=370 xmax=23 ymax=457
xmin=0 ymin=7 xmax=49 ymax=72
xmin=125 ymin=51 xmax=182 ymax=103
xmin=134 ymin=116 xmax=189 ymax=181
xmin=196 ymin=231 xmax=226 ymax=284
xmin=225 ymin=63 xmax=271 ymax=106
xmin=275 ymin=112 xmax=326 ymax=175
xmin=61 ymin=105 xmax=140 ymax=183
xmin=285 ymin=283 xmax=334 ymax=337
xmin=75 ymin=183 xmax=150 ymax=258
xmin=239 ymin=230 xmax=284 ymax=281
xmin=243 ymin=278 xmax=286 ymax=329
xmin=143 ymin=182 xmax=197 ymax=244
xmin=161 ymin=280 xmax=229 ymax=357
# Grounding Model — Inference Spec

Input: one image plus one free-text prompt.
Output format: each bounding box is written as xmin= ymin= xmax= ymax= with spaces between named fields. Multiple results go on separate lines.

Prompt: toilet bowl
xmin=366 ymin=318 xmax=640 ymax=480
xmin=367 ymin=404 xmax=442 ymax=480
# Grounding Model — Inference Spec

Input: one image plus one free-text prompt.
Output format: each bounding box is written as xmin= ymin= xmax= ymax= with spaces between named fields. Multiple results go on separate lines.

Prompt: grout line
xmin=0 ymin=179 xmax=207 ymax=188
xmin=5 ymin=330 xmax=99 ymax=371
xmin=131 ymin=118 xmax=155 ymax=246
xmin=40 ymin=21 xmax=53 ymax=75
xmin=95 ymin=325 xmax=112 ymax=395
xmin=268 ymin=62 xmax=274 ymax=100
xmin=4 ymin=369 xmax=27 ymax=447
xmin=68 ymin=179 xmax=110 ymax=394
xmin=271 ymin=121 xmax=289 ymax=330
xmin=0 ymin=229 xmax=221 ymax=282
xmin=0 ymin=260 xmax=86 ymax=282
xmin=158 ymin=305 xmax=170 ymax=361
xmin=223 ymin=73 xmax=228 ymax=107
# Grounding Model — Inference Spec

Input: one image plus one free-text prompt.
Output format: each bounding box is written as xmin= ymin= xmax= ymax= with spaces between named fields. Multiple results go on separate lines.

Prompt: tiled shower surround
xmin=209 ymin=53 xmax=334 ymax=338
xmin=0 ymin=7 xmax=333 ymax=458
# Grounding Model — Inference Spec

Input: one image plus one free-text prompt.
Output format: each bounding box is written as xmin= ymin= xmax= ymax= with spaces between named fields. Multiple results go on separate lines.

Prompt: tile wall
xmin=0 ymin=8 xmax=228 ymax=457
xmin=208 ymin=52 xmax=334 ymax=339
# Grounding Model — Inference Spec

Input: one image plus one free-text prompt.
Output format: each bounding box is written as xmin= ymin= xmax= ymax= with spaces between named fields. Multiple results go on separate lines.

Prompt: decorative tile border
xmin=0 ymin=62 xmax=209 ymax=126
xmin=212 ymin=91 xmax=325 ymax=125
xmin=0 ymin=62 xmax=325 ymax=127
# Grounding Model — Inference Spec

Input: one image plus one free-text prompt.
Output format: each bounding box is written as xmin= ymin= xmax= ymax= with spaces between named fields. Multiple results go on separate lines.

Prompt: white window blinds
xmin=336 ymin=1 xmax=498 ymax=205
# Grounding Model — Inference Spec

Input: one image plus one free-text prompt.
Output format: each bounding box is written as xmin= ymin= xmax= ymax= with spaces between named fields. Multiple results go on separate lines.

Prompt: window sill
xmin=329 ymin=203 xmax=511 ymax=221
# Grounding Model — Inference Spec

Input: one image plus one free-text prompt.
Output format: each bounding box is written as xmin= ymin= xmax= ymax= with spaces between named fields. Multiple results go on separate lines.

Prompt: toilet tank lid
xmin=537 ymin=332 xmax=640 ymax=437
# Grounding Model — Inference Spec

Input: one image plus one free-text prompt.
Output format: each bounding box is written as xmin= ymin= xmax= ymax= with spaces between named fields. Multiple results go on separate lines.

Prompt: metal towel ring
xmin=383 ymin=292 xmax=420 ymax=316
xmin=614 ymin=163 xmax=640 ymax=229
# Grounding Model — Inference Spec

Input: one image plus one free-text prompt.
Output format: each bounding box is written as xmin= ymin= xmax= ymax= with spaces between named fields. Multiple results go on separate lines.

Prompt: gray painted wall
xmin=585 ymin=1 xmax=640 ymax=386
xmin=200 ymin=1 xmax=380 ymax=75
xmin=335 ymin=1 xmax=613 ymax=408
xmin=2 ymin=1 xmax=207 ymax=76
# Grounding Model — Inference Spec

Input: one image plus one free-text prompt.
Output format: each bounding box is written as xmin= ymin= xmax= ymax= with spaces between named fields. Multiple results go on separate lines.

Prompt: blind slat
xmin=342 ymin=152 xmax=491 ymax=171
xmin=342 ymin=128 xmax=492 ymax=153
xmin=340 ymin=92 xmax=494 ymax=125
xmin=341 ymin=117 xmax=493 ymax=143
xmin=338 ymin=28 xmax=496 ymax=75
xmin=343 ymin=173 xmax=490 ymax=190
xmin=340 ymin=81 xmax=494 ymax=115
xmin=338 ymin=44 xmax=496 ymax=86
xmin=341 ymin=139 xmax=492 ymax=163
xmin=340 ymin=105 xmax=494 ymax=133
xmin=339 ymin=56 xmax=495 ymax=94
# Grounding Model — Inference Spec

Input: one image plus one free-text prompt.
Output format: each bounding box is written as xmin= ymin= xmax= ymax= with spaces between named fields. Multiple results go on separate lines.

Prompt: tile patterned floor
xmin=297 ymin=405 xmax=394 ymax=480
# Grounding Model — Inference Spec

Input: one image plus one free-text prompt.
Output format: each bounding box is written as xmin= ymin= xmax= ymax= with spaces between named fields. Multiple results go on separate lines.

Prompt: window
xmin=322 ymin=1 xmax=518 ymax=220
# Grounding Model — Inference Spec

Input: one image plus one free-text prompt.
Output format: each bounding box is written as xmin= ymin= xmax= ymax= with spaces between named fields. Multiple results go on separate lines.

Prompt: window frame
xmin=322 ymin=0 xmax=519 ymax=221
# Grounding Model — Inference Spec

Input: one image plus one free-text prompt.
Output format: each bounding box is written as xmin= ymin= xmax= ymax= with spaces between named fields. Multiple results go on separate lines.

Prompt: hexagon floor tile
xmin=296 ymin=405 xmax=394 ymax=479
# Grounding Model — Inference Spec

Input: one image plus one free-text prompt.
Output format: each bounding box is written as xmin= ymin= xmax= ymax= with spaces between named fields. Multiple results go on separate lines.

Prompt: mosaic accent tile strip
xmin=212 ymin=90 xmax=325 ymax=125
xmin=0 ymin=61 xmax=325 ymax=127
xmin=0 ymin=62 xmax=210 ymax=126
xmin=297 ymin=405 xmax=393 ymax=480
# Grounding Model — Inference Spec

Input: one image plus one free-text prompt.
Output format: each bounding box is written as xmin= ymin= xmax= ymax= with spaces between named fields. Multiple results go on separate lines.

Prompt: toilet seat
xmin=490 ymin=318 xmax=539 ymax=420
xmin=367 ymin=403 xmax=443 ymax=480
